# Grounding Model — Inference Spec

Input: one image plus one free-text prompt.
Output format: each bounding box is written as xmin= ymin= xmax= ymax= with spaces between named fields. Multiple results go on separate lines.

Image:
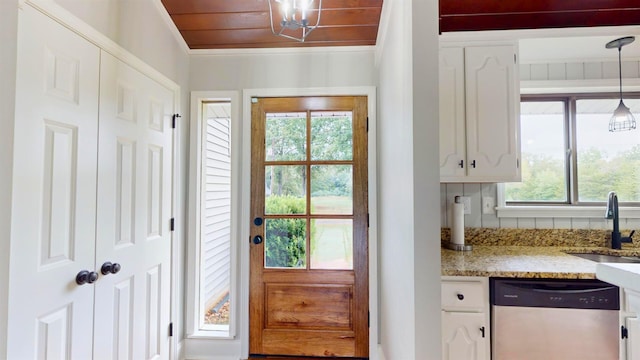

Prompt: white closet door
xmin=8 ymin=6 xmax=100 ymax=359
xmin=93 ymin=51 xmax=173 ymax=360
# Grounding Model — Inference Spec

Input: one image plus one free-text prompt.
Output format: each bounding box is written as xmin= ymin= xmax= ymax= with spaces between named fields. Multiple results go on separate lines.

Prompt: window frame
xmin=187 ymin=91 xmax=240 ymax=339
xmin=499 ymin=92 xmax=640 ymax=218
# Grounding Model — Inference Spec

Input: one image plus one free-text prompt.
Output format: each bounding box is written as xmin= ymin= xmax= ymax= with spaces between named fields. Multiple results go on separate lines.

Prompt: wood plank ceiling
xmin=440 ymin=0 xmax=640 ymax=33
xmin=159 ymin=0 xmax=640 ymax=50
xmin=160 ymin=0 xmax=384 ymax=49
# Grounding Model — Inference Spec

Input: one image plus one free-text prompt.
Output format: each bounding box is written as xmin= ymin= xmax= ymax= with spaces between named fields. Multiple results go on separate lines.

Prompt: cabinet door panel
xmin=627 ymin=317 xmax=640 ymax=360
xmin=442 ymin=311 xmax=487 ymax=360
xmin=464 ymin=45 xmax=520 ymax=182
xmin=8 ymin=6 xmax=100 ymax=359
xmin=440 ymin=47 xmax=467 ymax=180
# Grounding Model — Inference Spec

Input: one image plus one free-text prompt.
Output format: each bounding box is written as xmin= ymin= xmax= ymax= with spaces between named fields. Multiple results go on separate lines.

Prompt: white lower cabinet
xmin=624 ymin=317 xmax=639 ymax=360
xmin=441 ymin=277 xmax=490 ymax=360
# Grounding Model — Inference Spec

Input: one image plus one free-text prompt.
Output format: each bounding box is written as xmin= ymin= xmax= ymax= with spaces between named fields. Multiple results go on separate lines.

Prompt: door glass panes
xmin=265 ymin=218 xmax=306 ymax=268
xmin=576 ymin=98 xmax=640 ymax=202
xmin=265 ymin=165 xmax=306 ymax=214
xmin=311 ymin=165 xmax=353 ymax=215
xmin=505 ymin=101 xmax=567 ymax=202
xmin=266 ymin=112 xmax=306 ymax=161
xmin=311 ymin=111 xmax=353 ymax=161
xmin=310 ymin=219 xmax=353 ymax=270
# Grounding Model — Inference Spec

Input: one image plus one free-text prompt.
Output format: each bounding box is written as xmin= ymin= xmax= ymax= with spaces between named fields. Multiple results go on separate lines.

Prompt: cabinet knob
xmin=456 ymin=293 xmax=464 ymax=301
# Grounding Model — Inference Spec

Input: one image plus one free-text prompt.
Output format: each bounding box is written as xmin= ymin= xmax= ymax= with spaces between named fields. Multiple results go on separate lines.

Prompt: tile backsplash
xmin=440 ymin=183 xmax=640 ymax=230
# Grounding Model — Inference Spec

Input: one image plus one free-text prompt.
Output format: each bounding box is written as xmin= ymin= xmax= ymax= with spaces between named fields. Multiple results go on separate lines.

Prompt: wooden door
xmin=249 ymin=96 xmax=368 ymax=357
xmin=8 ymin=6 xmax=100 ymax=359
xmin=92 ymin=51 xmax=174 ymax=359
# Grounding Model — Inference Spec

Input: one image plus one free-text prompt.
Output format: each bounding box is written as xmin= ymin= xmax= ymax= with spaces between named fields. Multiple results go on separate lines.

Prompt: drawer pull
xmin=456 ymin=293 xmax=464 ymax=301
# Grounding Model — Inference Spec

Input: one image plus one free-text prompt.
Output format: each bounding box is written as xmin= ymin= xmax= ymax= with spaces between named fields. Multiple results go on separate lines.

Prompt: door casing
xmin=240 ymin=87 xmax=378 ymax=359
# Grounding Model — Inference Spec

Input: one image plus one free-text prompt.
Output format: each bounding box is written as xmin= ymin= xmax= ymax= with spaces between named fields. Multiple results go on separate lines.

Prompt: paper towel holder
xmin=445 ymin=196 xmax=472 ymax=251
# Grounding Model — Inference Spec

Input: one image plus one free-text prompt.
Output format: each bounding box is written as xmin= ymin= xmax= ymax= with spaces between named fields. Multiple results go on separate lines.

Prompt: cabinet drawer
xmin=442 ymin=280 xmax=485 ymax=311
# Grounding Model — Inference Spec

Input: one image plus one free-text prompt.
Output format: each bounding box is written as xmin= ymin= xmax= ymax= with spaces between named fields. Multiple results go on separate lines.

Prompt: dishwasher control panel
xmin=490 ymin=278 xmax=620 ymax=310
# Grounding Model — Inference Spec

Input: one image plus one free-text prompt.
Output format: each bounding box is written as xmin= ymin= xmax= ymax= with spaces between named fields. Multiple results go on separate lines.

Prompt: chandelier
xmin=606 ymin=36 xmax=636 ymax=132
xmin=267 ymin=0 xmax=322 ymax=42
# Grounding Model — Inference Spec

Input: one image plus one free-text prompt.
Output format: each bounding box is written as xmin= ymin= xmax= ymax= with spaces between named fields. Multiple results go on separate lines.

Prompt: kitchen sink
xmin=568 ymin=253 xmax=640 ymax=263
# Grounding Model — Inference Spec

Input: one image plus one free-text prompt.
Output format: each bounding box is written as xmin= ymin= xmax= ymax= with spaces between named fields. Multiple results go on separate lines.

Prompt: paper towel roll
xmin=451 ymin=202 xmax=465 ymax=245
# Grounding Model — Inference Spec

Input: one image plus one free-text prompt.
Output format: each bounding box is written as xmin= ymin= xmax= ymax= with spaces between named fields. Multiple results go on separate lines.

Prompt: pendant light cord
xmin=619 ymin=46 xmax=623 ymax=101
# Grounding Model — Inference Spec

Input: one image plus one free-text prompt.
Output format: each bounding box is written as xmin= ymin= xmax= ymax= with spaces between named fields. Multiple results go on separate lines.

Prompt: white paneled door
xmin=8 ymin=7 xmax=100 ymax=359
xmin=9 ymin=6 xmax=173 ymax=359
xmin=93 ymin=51 xmax=173 ymax=359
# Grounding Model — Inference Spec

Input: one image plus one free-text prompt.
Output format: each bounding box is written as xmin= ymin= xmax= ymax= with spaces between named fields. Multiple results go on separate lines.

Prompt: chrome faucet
xmin=605 ymin=191 xmax=635 ymax=249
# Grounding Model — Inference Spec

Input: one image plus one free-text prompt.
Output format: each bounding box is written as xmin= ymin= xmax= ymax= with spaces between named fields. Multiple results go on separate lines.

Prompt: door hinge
xmin=367 ymin=213 xmax=370 ymax=228
xmin=514 ymin=53 xmax=517 ymax=64
xmin=172 ymin=114 xmax=181 ymax=129
xmin=622 ymin=325 xmax=628 ymax=339
xmin=366 ymin=117 xmax=369 ymax=132
xmin=517 ymin=158 xmax=520 ymax=169
xmin=169 ymin=322 xmax=173 ymax=337
xmin=170 ymin=218 xmax=175 ymax=231
xmin=368 ymin=311 xmax=370 ymax=328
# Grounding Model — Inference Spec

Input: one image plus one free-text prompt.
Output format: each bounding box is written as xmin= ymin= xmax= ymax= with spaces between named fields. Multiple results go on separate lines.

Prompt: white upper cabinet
xmin=439 ymin=43 xmax=521 ymax=183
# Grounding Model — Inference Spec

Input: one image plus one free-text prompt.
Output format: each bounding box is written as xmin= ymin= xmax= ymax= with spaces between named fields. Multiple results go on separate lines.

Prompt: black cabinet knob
xmin=87 ymin=271 xmax=99 ymax=284
xmin=101 ymin=262 xmax=122 ymax=275
xmin=252 ymin=235 xmax=263 ymax=244
xmin=76 ymin=270 xmax=99 ymax=285
xmin=456 ymin=293 xmax=464 ymax=301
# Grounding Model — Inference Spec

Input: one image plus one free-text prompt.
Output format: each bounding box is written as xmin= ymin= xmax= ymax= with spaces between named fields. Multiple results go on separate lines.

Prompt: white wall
xmin=376 ymin=0 xmax=441 ymax=358
xmin=0 ymin=0 xmax=19 ymax=357
xmin=190 ymin=49 xmax=376 ymax=91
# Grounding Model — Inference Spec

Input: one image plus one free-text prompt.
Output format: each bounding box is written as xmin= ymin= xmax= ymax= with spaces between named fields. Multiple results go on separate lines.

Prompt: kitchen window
xmin=502 ymin=94 xmax=640 ymax=210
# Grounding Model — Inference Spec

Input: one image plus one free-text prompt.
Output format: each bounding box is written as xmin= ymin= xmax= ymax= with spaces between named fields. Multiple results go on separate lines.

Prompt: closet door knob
xmin=76 ymin=270 xmax=99 ymax=285
xmin=101 ymin=262 xmax=122 ymax=275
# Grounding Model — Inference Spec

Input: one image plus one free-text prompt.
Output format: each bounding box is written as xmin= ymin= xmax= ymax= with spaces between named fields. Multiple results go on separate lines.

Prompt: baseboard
xmin=378 ymin=344 xmax=387 ymax=360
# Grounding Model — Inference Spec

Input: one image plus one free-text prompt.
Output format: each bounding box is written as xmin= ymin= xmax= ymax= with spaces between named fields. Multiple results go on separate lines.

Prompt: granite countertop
xmin=441 ymin=228 xmax=640 ymax=279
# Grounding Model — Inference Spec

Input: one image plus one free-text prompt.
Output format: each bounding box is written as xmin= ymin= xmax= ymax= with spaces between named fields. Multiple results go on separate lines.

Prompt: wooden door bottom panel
xmin=248 ymin=357 xmax=367 ymax=360
xmin=262 ymin=329 xmax=355 ymax=357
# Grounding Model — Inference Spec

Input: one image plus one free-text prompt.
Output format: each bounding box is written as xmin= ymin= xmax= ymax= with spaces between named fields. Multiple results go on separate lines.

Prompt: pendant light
xmin=606 ymin=36 xmax=636 ymax=132
xmin=267 ymin=0 xmax=322 ymax=42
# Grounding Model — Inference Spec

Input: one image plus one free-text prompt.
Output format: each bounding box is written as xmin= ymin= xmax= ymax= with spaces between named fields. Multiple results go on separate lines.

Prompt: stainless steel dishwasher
xmin=491 ymin=278 xmax=620 ymax=360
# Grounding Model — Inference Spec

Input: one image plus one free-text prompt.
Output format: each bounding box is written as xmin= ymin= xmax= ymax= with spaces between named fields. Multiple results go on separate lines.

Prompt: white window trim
xmin=496 ymin=184 xmax=640 ymax=218
xmin=497 ymin=81 xmax=640 ymax=220
xmin=186 ymin=91 xmax=240 ymax=339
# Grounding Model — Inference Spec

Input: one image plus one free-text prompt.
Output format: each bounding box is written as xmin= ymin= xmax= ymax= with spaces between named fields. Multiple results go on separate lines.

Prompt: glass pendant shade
xmin=609 ymin=99 xmax=637 ymax=131
xmin=606 ymin=36 xmax=636 ymax=132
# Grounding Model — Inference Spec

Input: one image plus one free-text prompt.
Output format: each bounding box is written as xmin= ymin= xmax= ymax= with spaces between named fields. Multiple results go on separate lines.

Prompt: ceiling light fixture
xmin=267 ymin=0 xmax=322 ymax=42
xmin=606 ymin=36 xmax=636 ymax=132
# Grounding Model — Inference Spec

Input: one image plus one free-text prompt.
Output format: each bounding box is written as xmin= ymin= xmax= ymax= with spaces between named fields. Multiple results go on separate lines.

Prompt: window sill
xmin=186 ymin=329 xmax=233 ymax=340
xmin=496 ymin=205 xmax=640 ymax=219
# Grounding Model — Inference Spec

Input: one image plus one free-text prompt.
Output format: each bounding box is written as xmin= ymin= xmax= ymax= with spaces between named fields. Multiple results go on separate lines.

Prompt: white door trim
xmin=240 ymin=86 xmax=378 ymax=359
